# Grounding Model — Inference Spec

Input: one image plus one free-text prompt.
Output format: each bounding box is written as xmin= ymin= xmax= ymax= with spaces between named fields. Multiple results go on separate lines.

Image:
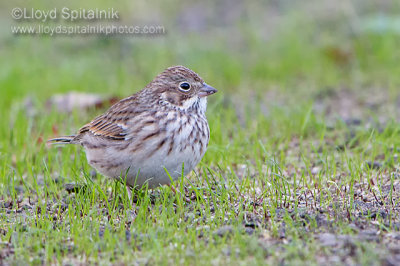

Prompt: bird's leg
xmin=169 ymin=184 xmax=191 ymax=203
xmin=126 ymin=185 xmax=133 ymax=202
xmin=125 ymin=185 xmax=154 ymax=204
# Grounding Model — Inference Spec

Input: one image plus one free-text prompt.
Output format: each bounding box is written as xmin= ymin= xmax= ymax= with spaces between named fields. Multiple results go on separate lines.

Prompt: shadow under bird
xmin=47 ymin=65 xmax=217 ymax=191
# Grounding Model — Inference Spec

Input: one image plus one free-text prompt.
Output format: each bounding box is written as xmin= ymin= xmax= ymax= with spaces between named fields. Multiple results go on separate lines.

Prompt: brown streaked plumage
xmin=48 ymin=65 xmax=217 ymax=189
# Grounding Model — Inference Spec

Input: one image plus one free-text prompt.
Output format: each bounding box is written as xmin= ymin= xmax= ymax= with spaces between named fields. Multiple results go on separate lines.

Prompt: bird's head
xmin=148 ymin=65 xmax=217 ymax=112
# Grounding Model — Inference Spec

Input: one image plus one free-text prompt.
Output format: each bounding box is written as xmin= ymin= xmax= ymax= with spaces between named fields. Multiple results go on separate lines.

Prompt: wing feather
xmin=78 ymin=96 xmax=140 ymax=140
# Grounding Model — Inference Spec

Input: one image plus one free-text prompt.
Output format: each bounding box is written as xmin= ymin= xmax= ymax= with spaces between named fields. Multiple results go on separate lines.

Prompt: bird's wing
xmin=78 ymin=96 xmax=139 ymax=140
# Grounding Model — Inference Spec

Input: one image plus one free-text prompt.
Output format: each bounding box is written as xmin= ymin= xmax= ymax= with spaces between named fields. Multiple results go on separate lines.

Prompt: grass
xmin=1 ymin=1 xmax=400 ymax=265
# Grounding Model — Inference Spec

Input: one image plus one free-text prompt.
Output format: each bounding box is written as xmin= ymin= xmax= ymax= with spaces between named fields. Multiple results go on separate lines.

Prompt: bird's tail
xmin=47 ymin=135 xmax=77 ymax=145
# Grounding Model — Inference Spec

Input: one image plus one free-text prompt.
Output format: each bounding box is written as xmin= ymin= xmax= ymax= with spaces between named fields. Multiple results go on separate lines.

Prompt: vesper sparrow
xmin=48 ymin=66 xmax=217 ymax=189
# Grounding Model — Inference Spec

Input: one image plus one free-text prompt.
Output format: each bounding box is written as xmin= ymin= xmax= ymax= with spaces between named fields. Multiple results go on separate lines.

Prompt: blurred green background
xmin=1 ymin=0 xmax=400 ymax=112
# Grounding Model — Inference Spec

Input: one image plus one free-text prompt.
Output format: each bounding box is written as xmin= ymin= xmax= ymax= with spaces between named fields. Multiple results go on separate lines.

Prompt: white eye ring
xmin=179 ymin=82 xmax=191 ymax=91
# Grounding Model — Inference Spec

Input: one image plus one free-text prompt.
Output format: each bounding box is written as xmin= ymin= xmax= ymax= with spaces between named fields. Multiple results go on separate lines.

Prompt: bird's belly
xmin=124 ymin=139 xmax=206 ymax=188
xmin=85 ymin=136 xmax=207 ymax=189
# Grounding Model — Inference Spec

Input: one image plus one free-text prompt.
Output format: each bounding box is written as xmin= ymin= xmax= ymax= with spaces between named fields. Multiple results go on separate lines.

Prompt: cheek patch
xmin=161 ymin=92 xmax=179 ymax=105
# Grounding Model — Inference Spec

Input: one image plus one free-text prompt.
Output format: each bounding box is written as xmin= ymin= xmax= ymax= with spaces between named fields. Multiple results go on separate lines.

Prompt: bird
xmin=47 ymin=65 xmax=217 ymax=192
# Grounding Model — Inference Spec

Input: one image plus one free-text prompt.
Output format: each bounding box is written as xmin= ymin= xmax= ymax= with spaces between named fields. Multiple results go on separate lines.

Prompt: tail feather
xmin=47 ymin=135 xmax=76 ymax=145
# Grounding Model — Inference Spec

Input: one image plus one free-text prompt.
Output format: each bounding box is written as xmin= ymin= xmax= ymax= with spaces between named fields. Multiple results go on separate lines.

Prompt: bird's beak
xmin=198 ymin=83 xmax=218 ymax=98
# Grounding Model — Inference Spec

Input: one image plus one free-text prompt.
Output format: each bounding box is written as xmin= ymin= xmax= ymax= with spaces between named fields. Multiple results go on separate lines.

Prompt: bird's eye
xmin=179 ymin=82 xmax=191 ymax=91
